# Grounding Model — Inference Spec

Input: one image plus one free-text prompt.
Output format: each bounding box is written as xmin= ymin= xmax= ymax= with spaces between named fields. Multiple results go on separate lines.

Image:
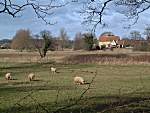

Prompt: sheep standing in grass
xmin=74 ymin=76 xmax=85 ymax=85
xmin=28 ymin=73 xmax=35 ymax=81
xmin=51 ymin=67 xmax=56 ymax=73
xmin=5 ymin=73 xmax=12 ymax=80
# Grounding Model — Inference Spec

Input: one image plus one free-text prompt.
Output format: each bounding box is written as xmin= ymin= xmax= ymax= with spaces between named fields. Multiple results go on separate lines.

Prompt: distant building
xmin=99 ymin=34 xmax=120 ymax=48
xmin=0 ymin=43 xmax=10 ymax=49
xmin=0 ymin=39 xmax=11 ymax=49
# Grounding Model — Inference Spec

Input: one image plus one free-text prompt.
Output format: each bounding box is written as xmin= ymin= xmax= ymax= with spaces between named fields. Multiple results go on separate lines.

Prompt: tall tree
xmin=83 ymin=32 xmax=96 ymax=50
xmin=130 ymin=30 xmax=142 ymax=40
xmin=41 ymin=31 xmax=52 ymax=57
xmin=11 ymin=29 xmax=33 ymax=51
xmin=59 ymin=28 xmax=69 ymax=50
xmin=73 ymin=32 xmax=85 ymax=50
xmin=144 ymin=26 xmax=150 ymax=41
xmin=34 ymin=30 xmax=52 ymax=58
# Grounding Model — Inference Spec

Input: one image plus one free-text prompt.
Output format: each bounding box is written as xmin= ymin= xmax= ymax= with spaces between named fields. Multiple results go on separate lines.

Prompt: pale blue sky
xmin=0 ymin=0 xmax=150 ymax=39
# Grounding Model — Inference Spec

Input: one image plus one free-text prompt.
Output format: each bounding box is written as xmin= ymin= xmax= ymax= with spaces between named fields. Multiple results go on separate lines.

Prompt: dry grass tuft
xmin=63 ymin=54 xmax=150 ymax=65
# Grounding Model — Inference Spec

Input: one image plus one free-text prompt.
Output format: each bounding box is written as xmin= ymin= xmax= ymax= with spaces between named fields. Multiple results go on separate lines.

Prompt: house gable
xmin=99 ymin=35 xmax=120 ymax=48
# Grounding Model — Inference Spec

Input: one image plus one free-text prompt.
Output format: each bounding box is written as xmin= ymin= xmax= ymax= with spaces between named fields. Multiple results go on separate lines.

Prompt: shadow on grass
xmin=53 ymin=94 xmax=150 ymax=113
xmin=1 ymin=94 xmax=150 ymax=113
xmin=10 ymin=78 xmax=18 ymax=80
xmin=0 ymin=62 xmax=54 ymax=70
xmin=0 ymin=79 xmax=44 ymax=86
xmin=0 ymin=83 xmax=75 ymax=94
xmin=30 ymin=79 xmax=42 ymax=81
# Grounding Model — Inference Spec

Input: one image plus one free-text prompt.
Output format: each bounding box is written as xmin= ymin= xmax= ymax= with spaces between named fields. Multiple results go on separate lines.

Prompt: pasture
xmin=0 ymin=49 xmax=150 ymax=113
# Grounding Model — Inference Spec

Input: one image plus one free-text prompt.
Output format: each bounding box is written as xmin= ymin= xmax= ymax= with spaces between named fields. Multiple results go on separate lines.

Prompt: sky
xmin=0 ymin=0 xmax=150 ymax=40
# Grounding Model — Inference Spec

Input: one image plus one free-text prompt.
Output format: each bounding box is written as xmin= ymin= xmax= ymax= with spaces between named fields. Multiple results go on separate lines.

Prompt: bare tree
xmin=130 ymin=30 xmax=142 ymax=40
xmin=11 ymin=29 xmax=33 ymax=51
xmin=144 ymin=25 xmax=150 ymax=41
xmin=59 ymin=28 xmax=69 ymax=51
xmin=73 ymin=32 xmax=85 ymax=50
xmin=34 ymin=30 xmax=52 ymax=58
xmin=0 ymin=0 xmax=70 ymax=24
xmin=80 ymin=0 xmax=150 ymax=31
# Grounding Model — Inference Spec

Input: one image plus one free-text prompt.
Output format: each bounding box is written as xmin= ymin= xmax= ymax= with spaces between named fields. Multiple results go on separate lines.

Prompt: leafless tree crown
xmin=81 ymin=0 xmax=150 ymax=31
xmin=0 ymin=0 xmax=69 ymax=24
xmin=1 ymin=0 xmax=150 ymax=30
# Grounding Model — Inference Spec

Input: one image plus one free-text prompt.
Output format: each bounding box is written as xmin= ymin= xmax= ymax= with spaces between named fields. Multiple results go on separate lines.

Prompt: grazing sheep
xmin=74 ymin=76 xmax=85 ymax=85
xmin=51 ymin=67 xmax=56 ymax=73
xmin=5 ymin=73 xmax=12 ymax=80
xmin=28 ymin=73 xmax=35 ymax=81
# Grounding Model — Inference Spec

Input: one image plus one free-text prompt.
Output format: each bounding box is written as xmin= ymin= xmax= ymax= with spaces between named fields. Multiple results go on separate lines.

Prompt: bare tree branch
xmin=80 ymin=0 xmax=113 ymax=32
xmin=99 ymin=0 xmax=113 ymax=24
xmin=81 ymin=0 xmax=150 ymax=32
xmin=0 ymin=0 xmax=70 ymax=24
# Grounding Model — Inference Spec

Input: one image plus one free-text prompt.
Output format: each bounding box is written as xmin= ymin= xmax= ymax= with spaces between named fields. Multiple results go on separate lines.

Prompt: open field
xmin=0 ymin=50 xmax=150 ymax=113
xmin=0 ymin=48 xmax=150 ymax=63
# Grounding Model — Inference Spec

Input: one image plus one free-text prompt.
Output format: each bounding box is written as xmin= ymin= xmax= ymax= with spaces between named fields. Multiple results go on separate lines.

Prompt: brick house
xmin=99 ymin=34 xmax=120 ymax=48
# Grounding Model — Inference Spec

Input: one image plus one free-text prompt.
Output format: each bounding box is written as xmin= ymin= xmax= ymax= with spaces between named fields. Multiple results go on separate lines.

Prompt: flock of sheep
xmin=5 ymin=67 xmax=85 ymax=85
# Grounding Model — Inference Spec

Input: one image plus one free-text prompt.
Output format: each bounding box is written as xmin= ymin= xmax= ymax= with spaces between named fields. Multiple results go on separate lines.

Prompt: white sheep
xmin=28 ymin=73 xmax=35 ymax=81
xmin=51 ymin=67 xmax=56 ymax=73
xmin=5 ymin=73 xmax=12 ymax=80
xmin=74 ymin=76 xmax=85 ymax=85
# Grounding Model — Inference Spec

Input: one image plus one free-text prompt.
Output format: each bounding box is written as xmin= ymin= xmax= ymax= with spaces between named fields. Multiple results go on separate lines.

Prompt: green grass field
xmin=0 ymin=61 xmax=150 ymax=113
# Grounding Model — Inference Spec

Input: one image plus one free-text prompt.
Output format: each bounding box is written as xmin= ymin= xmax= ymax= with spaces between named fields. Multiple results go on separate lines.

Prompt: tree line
xmin=2 ymin=25 xmax=150 ymax=54
xmin=8 ymin=28 xmax=97 ymax=57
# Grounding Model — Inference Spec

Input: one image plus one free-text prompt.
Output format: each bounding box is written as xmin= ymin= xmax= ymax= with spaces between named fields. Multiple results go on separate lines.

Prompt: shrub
xmin=83 ymin=33 xmax=95 ymax=51
xmin=63 ymin=54 xmax=150 ymax=64
xmin=133 ymin=42 xmax=150 ymax=52
xmin=101 ymin=45 xmax=106 ymax=50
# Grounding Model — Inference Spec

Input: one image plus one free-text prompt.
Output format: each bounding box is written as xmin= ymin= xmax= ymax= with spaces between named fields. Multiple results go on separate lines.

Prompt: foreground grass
xmin=0 ymin=62 xmax=150 ymax=113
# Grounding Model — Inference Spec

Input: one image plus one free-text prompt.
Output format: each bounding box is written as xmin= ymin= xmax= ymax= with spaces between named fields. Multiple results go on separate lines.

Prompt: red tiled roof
xmin=99 ymin=35 xmax=120 ymax=42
